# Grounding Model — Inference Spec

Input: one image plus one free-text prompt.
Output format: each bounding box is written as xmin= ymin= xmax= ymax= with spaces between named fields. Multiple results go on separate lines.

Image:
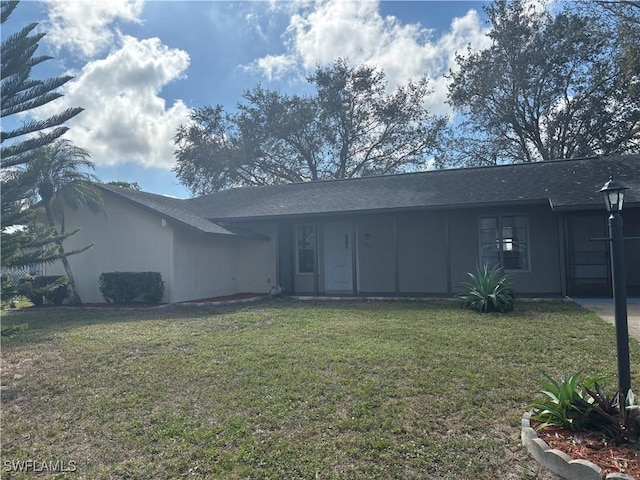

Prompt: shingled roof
xmin=99 ymin=156 xmax=639 ymax=231
xmin=184 ymin=156 xmax=640 ymax=221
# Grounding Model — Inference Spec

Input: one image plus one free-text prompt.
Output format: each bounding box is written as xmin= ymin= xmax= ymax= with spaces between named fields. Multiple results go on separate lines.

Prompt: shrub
xmin=456 ymin=263 xmax=515 ymax=313
xmin=98 ymin=272 xmax=164 ymax=304
xmin=18 ymin=275 xmax=69 ymax=306
xmin=529 ymin=371 xmax=597 ymax=432
xmin=530 ymin=371 xmax=640 ymax=447
xmin=623 ymin=390 xmax=640 ymax=448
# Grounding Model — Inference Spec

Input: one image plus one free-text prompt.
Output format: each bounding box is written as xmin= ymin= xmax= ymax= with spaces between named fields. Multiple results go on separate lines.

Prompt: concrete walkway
xmin=573 ymin=297 xmax=640 ymax=343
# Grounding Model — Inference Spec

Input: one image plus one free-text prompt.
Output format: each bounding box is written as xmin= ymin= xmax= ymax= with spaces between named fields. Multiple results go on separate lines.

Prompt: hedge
xmin=98 ymin=272 xmax=164 ymax=304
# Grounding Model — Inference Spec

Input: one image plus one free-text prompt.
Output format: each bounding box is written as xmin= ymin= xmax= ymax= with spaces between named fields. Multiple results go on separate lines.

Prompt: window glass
xmin=479 ymin=215 xmax=529 ymax=271
xmin=479 ymin=217 xmax=500 ymax=268
xmin=296 ymin=225 xmax=315 ymax=274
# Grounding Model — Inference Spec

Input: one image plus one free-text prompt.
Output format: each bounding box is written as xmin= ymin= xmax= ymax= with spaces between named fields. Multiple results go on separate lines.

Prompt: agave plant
xmin=456 ymin=263 xmax=515 ymax=313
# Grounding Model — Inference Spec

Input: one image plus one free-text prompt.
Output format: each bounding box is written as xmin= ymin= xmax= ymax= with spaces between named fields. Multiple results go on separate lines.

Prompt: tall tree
xmin=1 ymin=0 xmax=84 ymax=291
xmin=1 ymin=169 xmax=64 ymax=268
xmin=174 ymin=58 xmax=446 ymax=194
xmin=444 ymin=0 xmax=640 ymax=167
xmin=23 ymin=139 xmax=103 ymax=305
xmin=1 ymin=1 xmax=83 ymax=167
xmin=590 ymin=1 xmax=640 ymax=100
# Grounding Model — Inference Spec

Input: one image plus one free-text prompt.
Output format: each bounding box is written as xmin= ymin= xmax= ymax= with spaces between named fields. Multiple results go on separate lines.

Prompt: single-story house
xmin=45 ymin=156 xmax=640 ymax=303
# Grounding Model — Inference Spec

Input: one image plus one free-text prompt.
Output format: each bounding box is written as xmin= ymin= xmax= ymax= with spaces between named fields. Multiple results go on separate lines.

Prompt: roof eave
xmin=208 ymin=198 xmax=554 ymax=223
xmin=550 ymin=201 xmax=640 ymax=212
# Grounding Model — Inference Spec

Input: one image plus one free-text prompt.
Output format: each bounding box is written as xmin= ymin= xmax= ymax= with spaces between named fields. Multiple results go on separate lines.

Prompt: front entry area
xmin=566 ymin=214 xmax=611 ymax=297
xmin=323 ymin=221 xmax=354 ymax=293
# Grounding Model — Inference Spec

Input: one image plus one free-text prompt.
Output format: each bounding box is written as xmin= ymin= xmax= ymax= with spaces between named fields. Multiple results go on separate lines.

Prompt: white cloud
xmin=45 ymin=0 xmax=144 ymax=58
xmin=251 ymin=0 xmax=491 ymax=116
xmin=254 ymin=54 xmax=299 ymax=81
xmin=35 ymin=36 xmax=191 ymax=169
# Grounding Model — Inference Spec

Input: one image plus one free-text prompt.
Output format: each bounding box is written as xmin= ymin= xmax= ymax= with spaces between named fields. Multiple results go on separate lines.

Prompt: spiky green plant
xmin=530 ymin=371 xmax=594 ymax=431
xmin=623 ymin=389 xmax=640 ymax=447
xmin=531 ymin=371 xmax=640 ymax=446
xmin=456 ymin=263 xmax=515 ymax=313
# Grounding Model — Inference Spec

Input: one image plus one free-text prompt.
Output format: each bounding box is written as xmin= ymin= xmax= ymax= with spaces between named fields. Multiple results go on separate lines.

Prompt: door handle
xmin=345 ymin=234 xmax=349 ymax=249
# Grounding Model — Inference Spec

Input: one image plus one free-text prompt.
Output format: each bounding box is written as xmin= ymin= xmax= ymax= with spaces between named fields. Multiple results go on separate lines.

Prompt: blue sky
xmin=4 ymin=1 xmax=492 ymax=198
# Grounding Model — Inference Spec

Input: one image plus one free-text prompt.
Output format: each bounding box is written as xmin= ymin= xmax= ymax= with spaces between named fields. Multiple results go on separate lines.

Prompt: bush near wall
xmin=98 ymin=272 xmax=164 ymax=304
xmin=18 ymin=275 xmax=70 ymax=306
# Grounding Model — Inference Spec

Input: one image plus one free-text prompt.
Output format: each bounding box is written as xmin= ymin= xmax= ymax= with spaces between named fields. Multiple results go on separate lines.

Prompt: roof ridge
xmin=99 ymin=183 xmax=188 ymax=203
xmin=188 ymin=155 xmax=624 ymax=200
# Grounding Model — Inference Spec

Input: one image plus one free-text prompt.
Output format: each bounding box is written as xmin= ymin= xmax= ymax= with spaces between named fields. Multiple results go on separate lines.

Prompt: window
xmin=479 ymin=215 xmax=529 ymax=271
xmin=296 ymin=225 xmax=315 ymax=274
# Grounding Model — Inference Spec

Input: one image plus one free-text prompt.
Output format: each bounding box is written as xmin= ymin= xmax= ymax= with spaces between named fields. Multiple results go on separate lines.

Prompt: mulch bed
xmin=534 ymin=422 xmax=639 ymax=478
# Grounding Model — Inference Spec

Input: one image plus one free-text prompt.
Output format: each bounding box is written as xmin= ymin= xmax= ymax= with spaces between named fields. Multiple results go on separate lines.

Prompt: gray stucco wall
xmin=171 ymin=228 xmax=239 ymax=302
xmin=171 ymin=222 xmax=276 ymax=303
xmin=279 ymin=205 xmax=566 ymax=297
xmin=622 ymin=208 xmax=640 ymax=296
xmin=236 ymin=222 xmax=278 ymax=294
xmin=357 ymin=215 xmax=396 ymax=293
xmin=46 ymin=194 xmax=174 ymax=303
xmin=448 ymin=205 xmax=562 ymax=295
xmin=47 ymin=194 xmax=277 ymax=304
xmin=397 ymin=211 xmax=448 ymax=294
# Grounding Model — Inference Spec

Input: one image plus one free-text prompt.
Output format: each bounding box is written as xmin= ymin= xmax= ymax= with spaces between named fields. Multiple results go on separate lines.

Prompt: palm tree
xmin=26 ymin=138 xmax=103 ymax=304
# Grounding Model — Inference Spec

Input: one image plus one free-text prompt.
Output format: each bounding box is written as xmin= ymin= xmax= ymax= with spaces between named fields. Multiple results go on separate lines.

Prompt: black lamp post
xmin=598 ymin=176 xmax=631 ymax=397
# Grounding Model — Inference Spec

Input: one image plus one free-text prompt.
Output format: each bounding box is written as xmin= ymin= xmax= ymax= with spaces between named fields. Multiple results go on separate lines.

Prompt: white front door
xmin=324 ymin=221 xmax=353 ymax=292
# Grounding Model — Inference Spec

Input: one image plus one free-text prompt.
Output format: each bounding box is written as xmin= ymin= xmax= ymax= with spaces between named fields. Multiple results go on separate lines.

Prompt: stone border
xmin=521 ymin=412 xmax=637 ymax=480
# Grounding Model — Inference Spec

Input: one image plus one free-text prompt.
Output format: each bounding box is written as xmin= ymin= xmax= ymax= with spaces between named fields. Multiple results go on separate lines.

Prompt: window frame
xmin=295 ymin=224 xmax=316 ymax=275
xmin=478 ymin=214 xmax=531 ymax=273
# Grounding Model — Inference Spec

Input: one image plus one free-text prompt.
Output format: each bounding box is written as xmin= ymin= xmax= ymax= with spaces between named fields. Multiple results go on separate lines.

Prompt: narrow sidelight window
xmin=296 ymin=225 xmax=315 ymax=274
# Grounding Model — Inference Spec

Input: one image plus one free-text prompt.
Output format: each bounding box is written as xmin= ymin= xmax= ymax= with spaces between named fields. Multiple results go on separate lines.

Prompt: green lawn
xmin=2 ymin=299 xmax=638 ymax=479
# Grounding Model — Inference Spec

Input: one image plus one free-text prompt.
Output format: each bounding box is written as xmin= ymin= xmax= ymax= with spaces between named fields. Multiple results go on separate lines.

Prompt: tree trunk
xmin=43 ymin=202 xmax=82 ymax=305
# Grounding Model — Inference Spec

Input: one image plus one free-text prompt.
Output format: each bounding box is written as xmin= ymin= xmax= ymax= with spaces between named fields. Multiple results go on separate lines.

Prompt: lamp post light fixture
xmin=598 ymin=176 xmax=631 ymax=398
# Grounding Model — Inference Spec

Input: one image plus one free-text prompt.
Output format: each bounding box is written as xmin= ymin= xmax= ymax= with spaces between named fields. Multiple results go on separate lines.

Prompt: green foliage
xmin=18 ymin=275 xmax=69 ymax=306
xmin=456 ymin=263 xmax=515 ymax=313
xmin=531 ymin=371 xmax=640 ymax=446
xmin=0 ymin=322 xmax=27 ymax=337
xmin=25 ymin=139 xmax=102 ymax=216
xmin=106 ymin=180 xmax=140 ymax=190
xmin=624 ymin=389 xmax=640 ymax=448
xmin=18 ymin=138 xmax=103 ymax=304
xmin=1 ymin=1 xmax=83 ymax=165
xmin=99 ymin=272 xmax=165 ymax=304
xmin=445 ymin=0 xmax=639 ymax=167
xmin=530 ymin=372 xmax=599 ymax=431
xmin=1 ymin=0 xmax=84 ymax=300
xmin=2 ymin=301 xmax=637 ymax=478
xmin=174 ymin=58 xmax=446 ymax=194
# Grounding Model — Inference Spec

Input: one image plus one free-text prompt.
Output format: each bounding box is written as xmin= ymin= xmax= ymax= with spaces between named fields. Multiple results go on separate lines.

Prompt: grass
xmin=1 ymin=299 xmax=638 ymax=479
